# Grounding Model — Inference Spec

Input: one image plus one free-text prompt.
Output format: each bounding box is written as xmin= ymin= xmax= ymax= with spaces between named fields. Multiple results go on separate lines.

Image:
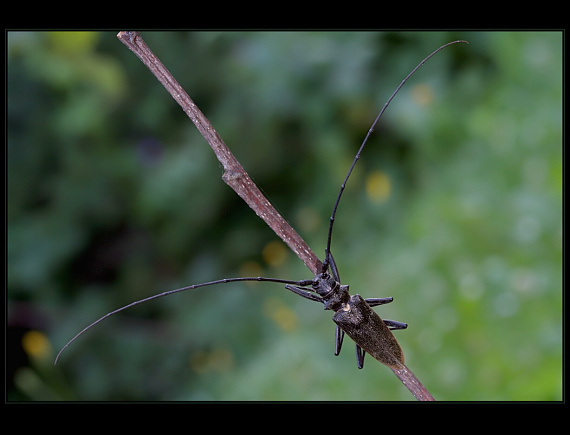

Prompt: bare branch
xmin=117 ymin=31 xmax=321 ymax=275
xmin=392 ymin=365 xmax=435 ymax=401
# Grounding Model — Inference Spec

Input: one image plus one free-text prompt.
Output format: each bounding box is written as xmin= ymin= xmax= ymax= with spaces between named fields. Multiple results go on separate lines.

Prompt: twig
xmin=117 ymin=31 xmax=321 ymax=275
xmin=117 ymin=31 xmax=437 ymax=401
xmin=392 ymin=366 xmax=435 ymax=401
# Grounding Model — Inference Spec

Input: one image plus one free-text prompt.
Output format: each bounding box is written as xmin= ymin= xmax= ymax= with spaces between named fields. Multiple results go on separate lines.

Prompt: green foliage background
xmin=7 ymin=31 xmax=562 ymax=401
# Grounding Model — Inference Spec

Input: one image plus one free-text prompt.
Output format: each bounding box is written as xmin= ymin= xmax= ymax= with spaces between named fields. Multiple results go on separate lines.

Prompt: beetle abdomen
xmin=333 ymin=294 xmax=405 ymax=369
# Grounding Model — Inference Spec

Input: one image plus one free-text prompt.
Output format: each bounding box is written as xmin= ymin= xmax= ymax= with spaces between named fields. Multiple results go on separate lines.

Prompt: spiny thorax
xmin=312 ymin=272 xmax=350 ymax=311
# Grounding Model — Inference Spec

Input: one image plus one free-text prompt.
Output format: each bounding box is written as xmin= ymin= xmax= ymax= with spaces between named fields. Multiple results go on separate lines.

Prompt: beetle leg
xmin=382 ymin=319 xmax=408 ymax=330
xmin=334 ymin=325 xmax=344 ymax=356
xmin=356 ymin=344 xmax=365 ymax=369
xmin=284 ymin=284 xmax=323 ymax=303
xmin=365 ymin=297 xmax=393 ymax=307
xmin=328 ymin=251 xmax=341 ymax=283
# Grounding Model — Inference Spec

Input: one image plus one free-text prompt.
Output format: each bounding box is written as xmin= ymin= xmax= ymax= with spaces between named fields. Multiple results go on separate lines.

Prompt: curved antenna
xmin=54 ymin=276 xmax=312 ymax=364
xmin=322 ymin=40 xmax=468 ymax=272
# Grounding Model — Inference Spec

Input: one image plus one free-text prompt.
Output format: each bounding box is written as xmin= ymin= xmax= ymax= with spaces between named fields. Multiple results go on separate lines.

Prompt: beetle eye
xmin=312 ymin=273 xmax=324 ymax=288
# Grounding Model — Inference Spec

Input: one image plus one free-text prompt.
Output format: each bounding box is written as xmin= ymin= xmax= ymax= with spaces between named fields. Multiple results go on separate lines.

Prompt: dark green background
xmin=7 ymin=31 xmax=562 ymax=401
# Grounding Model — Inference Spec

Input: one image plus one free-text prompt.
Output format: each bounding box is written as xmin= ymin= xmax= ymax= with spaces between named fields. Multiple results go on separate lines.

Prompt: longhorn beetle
xmin=55 ymin=40 xmax=468 ymax=372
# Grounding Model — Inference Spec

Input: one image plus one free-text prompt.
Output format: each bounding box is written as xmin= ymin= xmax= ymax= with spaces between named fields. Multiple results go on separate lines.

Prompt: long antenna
xmin=322 ymin=40 xmax=468 ymax=272
xmin=54 ymin=276 xmax=312 ymax=364
xmin=56 ymin=40 xmax=468 ymax=365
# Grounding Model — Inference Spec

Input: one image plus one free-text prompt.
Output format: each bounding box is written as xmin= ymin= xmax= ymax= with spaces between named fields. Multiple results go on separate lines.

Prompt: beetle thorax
xmin=312 ymin=272 xmax=350 ymax=311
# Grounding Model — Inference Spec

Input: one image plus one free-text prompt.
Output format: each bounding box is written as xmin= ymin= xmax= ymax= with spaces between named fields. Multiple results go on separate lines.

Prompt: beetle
xmin=55 ymin=39 xmax=468 ymax=371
